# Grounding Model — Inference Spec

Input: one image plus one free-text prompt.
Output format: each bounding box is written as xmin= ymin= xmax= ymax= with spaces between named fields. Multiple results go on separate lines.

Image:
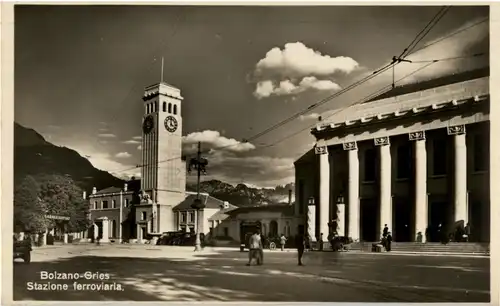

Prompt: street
xmin=13 ymin=244 xmax=490 ymax=302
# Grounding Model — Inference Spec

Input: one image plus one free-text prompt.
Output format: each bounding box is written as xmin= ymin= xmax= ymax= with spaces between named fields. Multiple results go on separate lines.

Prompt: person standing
xmin=383 ymin=224 xmax=389 ymax=238
xmin=247 ymin=230 xmax=263 ymax=266
xmin=295 ymin=232 xmax=305 ymax=266
xmin=280 ymin=234 xmax=287 ymax=251
xmin=386 ymin=232 xmax=393 ymax=252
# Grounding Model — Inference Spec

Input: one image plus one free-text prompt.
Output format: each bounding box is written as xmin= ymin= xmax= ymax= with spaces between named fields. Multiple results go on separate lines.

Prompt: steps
xmin=348 ymin=242 xmax=490 ymax=254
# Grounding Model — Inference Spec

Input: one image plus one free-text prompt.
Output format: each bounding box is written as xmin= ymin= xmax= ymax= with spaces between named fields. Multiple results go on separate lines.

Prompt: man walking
xmin=295 ymin=232 xmax=305 ymax=266
xmin=246 ymin=230 xmax=263 ymax=266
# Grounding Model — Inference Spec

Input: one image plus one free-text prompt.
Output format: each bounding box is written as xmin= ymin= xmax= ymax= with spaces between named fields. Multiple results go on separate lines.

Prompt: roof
xmin=207 ymin=204 xmax=239 ymax=221
xmin=294 ymin=148 xmax=316 ymax=165
xmin=227 ymin=205 xmax=295 ymax=217
xmin=94 ymin=187 xmax=122 ymax=195
xmin=366 ymin=67 xmax=489 ymax=103
xmin=313 ymin=75 xmax=489 ymax=134
xmin=173 ymin=192 xmax=227 ymax=211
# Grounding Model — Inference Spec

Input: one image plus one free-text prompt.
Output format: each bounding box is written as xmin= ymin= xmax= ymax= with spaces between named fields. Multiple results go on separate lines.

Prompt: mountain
xmin=14 ymin=123 xmax=295 ymax=206
xmin=14 ymin=123 xmax=124 ymax=192
xmin=186 ymin=180 xmax=295 ymax=207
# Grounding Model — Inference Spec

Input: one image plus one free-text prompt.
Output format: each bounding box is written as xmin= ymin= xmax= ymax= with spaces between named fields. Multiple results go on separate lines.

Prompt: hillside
xmin=186 ymin=180 xmax=295 ymax=206
xmin=14 ymin=122 xmax=125 ymax=192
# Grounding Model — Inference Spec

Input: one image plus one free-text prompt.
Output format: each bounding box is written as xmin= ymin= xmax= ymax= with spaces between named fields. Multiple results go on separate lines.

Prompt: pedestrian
xmin=246 ymin=230 xmax=263 ymax=266
xmin=280 ymin=234 xmax=287 ymax=251
xmin=258 ymin=231 xmax=264 ymax=264
xmin=386 ymin=232 xmax=392 ymax=252
xmin=319 ymin=233 xmax=324 ymax=251
xmin=295 ymin=232 xmax=305 ymax=266
xmin=383 ymin=224 xmax=389 ymax=238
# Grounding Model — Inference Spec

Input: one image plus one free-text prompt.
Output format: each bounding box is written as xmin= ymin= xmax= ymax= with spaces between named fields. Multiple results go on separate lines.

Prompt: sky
xmin=14 ymin=5 xmax=490 ymax=188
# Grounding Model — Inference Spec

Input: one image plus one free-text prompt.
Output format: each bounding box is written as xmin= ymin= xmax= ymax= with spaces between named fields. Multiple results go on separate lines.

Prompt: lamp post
xmin=188 ymin=141 xmax=208 ymax=252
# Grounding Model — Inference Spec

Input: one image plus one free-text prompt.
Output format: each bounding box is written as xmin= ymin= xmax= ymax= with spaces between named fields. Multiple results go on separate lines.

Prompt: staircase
xmin=348 ymin=242 xmax=490 ymax=254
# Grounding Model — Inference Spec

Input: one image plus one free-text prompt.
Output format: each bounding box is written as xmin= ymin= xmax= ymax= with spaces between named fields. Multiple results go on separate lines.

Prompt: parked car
xmin=156 ymin=231 xmax=197 ymax=246
xmin=14 ymin=240 xmax=32 ymax=263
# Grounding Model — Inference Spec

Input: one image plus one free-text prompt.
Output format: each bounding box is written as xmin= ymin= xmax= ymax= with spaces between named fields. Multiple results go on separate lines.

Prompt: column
xmin=448 ymin=125 xmax=468 ymax=223
xmin=319 ymin=150 xmax=330 ymax=239
xmin=307 ymin=204 xmax=316 ymax=243
xmin=375 ymin=136 xmax=392 ymax=239
xmin=137 ymin=224 xmax=142 ymax=243
xmin=344 ymin=141 xmax=360 ymax=241
xmin=101 ymin=218 xmax=109 ymax=243
xmin=410 ymin=131 xmax=427 ymax=243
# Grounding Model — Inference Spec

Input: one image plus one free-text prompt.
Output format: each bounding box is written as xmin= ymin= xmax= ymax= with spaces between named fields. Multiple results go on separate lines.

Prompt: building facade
xmin=294 ymin=70 xmax=490 ymax=244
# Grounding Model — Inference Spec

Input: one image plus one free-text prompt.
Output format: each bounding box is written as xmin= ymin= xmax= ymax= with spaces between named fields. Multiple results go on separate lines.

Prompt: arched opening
xmin=269 ymin=220 xmax=278 ymax=237
xmin=173 ymin=104 xmax=177 ymax=115
xmin=154 ymin=101 xmax=158 ymax=112
xmin=141 ymin=211 xmax=147 ymax=220
xmin=168 ymin=103 xmax=172 ymax=113
xmin=146 ymin=104 xmax=150 ymax=114
xmin=163 ymin=102 xmax=167 ymax=112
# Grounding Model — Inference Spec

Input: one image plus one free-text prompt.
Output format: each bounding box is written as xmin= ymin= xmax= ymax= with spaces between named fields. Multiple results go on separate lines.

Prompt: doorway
xmin=393 ymin=197 xmax=413 ymax=242
xmin=428 ymin=201 xmax=449 ymax=242
xmin=360 ymin=198 xmax=378 ymax=242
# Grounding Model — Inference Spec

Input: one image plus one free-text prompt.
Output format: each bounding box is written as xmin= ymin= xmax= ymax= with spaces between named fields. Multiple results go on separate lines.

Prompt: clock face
xmin=142 ymin=115 xmax=154 ymax=134
xmin=164 ymin=116 xmax=178 ymax=133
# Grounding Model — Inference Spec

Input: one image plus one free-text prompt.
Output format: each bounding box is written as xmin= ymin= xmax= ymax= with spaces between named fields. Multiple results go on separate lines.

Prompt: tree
xmin=14 ymin=175 xmax=50 ymax=233
xmin=37 ymin=174 xmax=92 ymax=232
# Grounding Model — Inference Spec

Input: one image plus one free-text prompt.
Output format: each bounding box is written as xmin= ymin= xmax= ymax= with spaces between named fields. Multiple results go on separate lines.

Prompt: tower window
xmin=141 ymin=211 xmax=147 ymax=220
xmin=163 ymin=102 xmax=167 ymax=112
xmin=112 ymin=200 xmax=116 ymax=208
xmin=154 ymin=101 xmax=158 ymax=112
xmin=147 ymin=104 xmax=150 ymax=114
xmin=102 ymin=200 xmax=109 ymax=209
xmin=173 ymin=104 xmax=177 ymax=115
xmin=168 ymin=103 xmax=172 ymax=113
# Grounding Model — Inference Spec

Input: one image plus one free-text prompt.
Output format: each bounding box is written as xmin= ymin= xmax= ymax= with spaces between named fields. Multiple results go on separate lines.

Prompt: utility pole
xmin=190 ymin=141 xmax=208 ymax=252
xmin=119 ymin=190 xmax=123 ymax=243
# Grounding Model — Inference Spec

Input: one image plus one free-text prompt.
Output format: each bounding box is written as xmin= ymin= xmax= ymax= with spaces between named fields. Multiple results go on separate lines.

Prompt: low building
xmin=294 ymin=68 xmax=490 ymax=244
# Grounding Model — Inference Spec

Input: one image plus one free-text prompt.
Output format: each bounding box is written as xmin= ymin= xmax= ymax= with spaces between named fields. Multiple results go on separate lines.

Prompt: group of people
xmin=381 ymin=224 xmax=393 ymax=252
xmin=246 ymin=230 xmax=306 ymax=266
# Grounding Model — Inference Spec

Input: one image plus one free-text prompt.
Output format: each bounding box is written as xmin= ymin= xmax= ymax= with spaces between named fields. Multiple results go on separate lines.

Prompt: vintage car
xmin=14 ymin=240 xmax=32 ymax=263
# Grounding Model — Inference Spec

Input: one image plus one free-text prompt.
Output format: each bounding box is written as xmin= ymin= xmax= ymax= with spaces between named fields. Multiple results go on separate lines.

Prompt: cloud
xmin=299 ymin=113 xmax=321 ymax=121
xmin=115 ymin=152 xmax=132 ymax=158
xmin=123 ymin=139 xmax=141 ymax=144
xmin=137 ymin=145 xmax=142 ymax=150
xmin=182 ymin=130 xmax=255 ymax=154
xmin=252 ymin=42 xmax=356 ymax=99
xmin=132 ymin=136 xmax=142 ymax=140
xmin=99 ymin=128 xmax=108 ymax=132
xmin=255 ymin=42 xmax=359 ymax=79
xmin=254 ymin=77 xmax=341 ymax=99
xmin=187 ymin=150 xmax=294 ymax=188
xmin=98 ymin=133 xmax=116 ymax=138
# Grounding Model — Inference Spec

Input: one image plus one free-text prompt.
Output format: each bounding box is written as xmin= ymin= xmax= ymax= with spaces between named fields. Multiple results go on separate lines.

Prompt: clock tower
xmin=140 ymin=82 xmax=186 ymax=234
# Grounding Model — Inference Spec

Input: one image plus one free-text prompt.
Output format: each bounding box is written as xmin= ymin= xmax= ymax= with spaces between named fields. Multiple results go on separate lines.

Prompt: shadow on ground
xmin=13 ymin=249 xmax=490 ymax=302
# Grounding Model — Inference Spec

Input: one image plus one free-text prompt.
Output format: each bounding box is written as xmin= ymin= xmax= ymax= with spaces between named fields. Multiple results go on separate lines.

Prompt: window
xmin=125 ymin=198 xmax=129 ymax=207
xmin=433 ymin=139 xmax=447 ymax=175
xmin=162 ymin=102 xmax=166 ymax=112
xmin=168 ymin=103 xmax=172 ymax=113
xmin=102 ymin=200 xmax=108 ymax=209
xmin=298 ymin=180 xmax=305 ymax=214
xmin=154 ymin=101 xmax=158 ymax=112
xmin=181 ymin=212 xmax=186 ymax=223
xmin=112 ymin=200 xmax=116 ymax=208
xmin=189 ymin=211 xmax=195 ymax=223
xmin=141 ymin=211 xmax=147 ymax=220
xmin=364 ymin=148 xmax=376 ymax=181
xmin=474 ymin=134 xmax=487 ymax=172
xmin=173 ymin=104 xmax=177 ymax=115
xmin=397 ymin=143 xmax=412 ymax=179
xmin=223 ymin=227 xmax=229 ymax=237
xmin=94 ymin=201 xmax=97 ymax=209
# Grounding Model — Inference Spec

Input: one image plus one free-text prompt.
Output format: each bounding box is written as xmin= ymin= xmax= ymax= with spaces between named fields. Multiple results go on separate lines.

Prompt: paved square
xmin=13 ymin=244 xmax=490 ymax=302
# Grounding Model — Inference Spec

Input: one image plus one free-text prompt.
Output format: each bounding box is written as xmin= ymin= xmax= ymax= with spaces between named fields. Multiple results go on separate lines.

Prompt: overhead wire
xmin=110 ymin=10 xmax=485 ymax=176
